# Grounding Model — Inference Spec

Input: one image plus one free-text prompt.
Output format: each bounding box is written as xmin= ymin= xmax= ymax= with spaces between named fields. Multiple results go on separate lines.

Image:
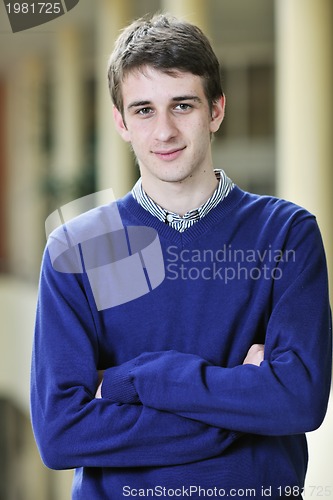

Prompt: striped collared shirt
xmin=131 ymin=169 xmax=234 ymax=233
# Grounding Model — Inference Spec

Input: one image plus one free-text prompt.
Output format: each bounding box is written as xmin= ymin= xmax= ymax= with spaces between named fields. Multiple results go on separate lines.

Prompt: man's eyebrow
xmin=172 ymin=95 xmax=203 ymax=103
xmin=127 ymin=100 xmax=151 ymax=110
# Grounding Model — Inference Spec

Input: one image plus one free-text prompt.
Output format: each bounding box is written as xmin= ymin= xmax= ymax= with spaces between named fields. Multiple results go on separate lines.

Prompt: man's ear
xmin=113 ymin=106 xmax=131 ymax=142
xmin=209 ymin=94 xmax=226 ymax=134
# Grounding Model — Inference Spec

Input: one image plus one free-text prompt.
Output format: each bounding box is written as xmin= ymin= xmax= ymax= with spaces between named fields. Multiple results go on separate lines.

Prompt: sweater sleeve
xmin=102 ymin=215 xmax=332 ymax=436
xmin=30 ymin=249 xmax=240 ymax=471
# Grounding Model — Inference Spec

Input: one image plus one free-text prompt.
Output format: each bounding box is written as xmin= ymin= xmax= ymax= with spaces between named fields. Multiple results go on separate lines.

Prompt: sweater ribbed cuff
xmin=101 ymin=362 xmax=139 ymax=404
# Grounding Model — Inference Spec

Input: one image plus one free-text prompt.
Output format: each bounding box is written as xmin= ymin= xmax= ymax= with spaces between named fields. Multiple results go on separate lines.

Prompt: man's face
xmin=113 ymin=66 xmax=225 ymax=191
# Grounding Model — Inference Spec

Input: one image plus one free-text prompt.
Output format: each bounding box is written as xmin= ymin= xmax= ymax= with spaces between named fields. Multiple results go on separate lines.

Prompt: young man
xmin=31 ymin=14 xmax=332 ymax=499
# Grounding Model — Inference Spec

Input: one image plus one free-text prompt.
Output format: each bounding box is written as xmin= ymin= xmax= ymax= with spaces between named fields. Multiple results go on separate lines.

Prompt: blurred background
xmin=0 ymin=0 xmax=332 ymax=498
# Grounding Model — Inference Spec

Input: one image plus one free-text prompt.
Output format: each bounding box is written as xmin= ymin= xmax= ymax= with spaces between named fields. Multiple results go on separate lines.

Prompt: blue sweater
xmin=31 ymin=186 xmax=332 ymax=499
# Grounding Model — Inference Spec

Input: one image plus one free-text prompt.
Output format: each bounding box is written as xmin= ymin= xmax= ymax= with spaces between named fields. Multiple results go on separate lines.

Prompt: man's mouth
xmin=153 ymin=146 xmax=186 ymax=161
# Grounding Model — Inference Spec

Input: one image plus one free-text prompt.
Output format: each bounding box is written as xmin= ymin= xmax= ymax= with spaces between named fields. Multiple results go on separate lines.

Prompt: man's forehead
xmin=123 ymin=65 xmax=187 ymax=80
xmin=121 ymin=66 xmax=205 ymax=100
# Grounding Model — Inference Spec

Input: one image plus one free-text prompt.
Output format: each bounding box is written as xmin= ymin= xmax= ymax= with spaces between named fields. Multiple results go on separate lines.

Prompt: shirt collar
xmin=131 ymin=169 xmax=234 ymax=232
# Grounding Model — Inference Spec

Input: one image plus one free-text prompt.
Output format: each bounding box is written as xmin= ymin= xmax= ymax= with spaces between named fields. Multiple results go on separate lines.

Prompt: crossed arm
xmin=95 ymin=343 xmax=265 ymax=398
xmin=33 ymin=253 xmax=331 ymax=470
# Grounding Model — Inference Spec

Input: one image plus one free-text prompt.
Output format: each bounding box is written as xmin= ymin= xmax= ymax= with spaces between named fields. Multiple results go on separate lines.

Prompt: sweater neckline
xmin=118 ymin=185 xmax=246 ymax=246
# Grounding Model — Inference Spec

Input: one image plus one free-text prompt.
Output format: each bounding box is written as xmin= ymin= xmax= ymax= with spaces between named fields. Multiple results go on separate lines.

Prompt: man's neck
xmin=141 ymin=169 xmax=219 ymax=217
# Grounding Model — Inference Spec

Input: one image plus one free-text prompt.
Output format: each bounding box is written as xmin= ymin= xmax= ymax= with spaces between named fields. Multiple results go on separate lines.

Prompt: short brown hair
xmin=108 ymin=13 xmax=223 ymax=115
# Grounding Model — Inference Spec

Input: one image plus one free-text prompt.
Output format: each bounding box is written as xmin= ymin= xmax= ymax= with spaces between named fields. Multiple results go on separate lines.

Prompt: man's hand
xmin=95 ymin=370 xmax=104 ymax=398
xmin=243 ymin=344 xmax=265 ymax=366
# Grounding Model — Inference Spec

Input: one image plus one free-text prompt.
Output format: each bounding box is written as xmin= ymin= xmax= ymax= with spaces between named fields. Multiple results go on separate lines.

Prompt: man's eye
xmin=137 ymin=107 xmax=153 ymax=115
xmin=175 ymin=103 xmax=192 ymax=111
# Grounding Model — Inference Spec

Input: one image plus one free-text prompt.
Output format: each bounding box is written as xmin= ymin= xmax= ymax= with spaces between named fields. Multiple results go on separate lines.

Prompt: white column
xmin=275 ymin=1 xmax=333 ymax=495
xmin=4 ymin=55 xmax=76 ymax=499
xmin=52 ymin=27 xmax=84 ymax=188
xmin=161 ymin=0 xmax=209 ymax=33
xmin=95 ymin=0 xmax=134 ymax=198
xmin=275 ymin=0 xmax=333 ymax=292
xmin=6 ymin=58 xmax=46 ymax=278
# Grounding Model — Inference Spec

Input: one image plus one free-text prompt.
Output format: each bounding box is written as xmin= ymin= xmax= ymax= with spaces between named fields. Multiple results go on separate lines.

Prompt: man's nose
xmin=154 ymin=112 xmax=178 ymax=142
